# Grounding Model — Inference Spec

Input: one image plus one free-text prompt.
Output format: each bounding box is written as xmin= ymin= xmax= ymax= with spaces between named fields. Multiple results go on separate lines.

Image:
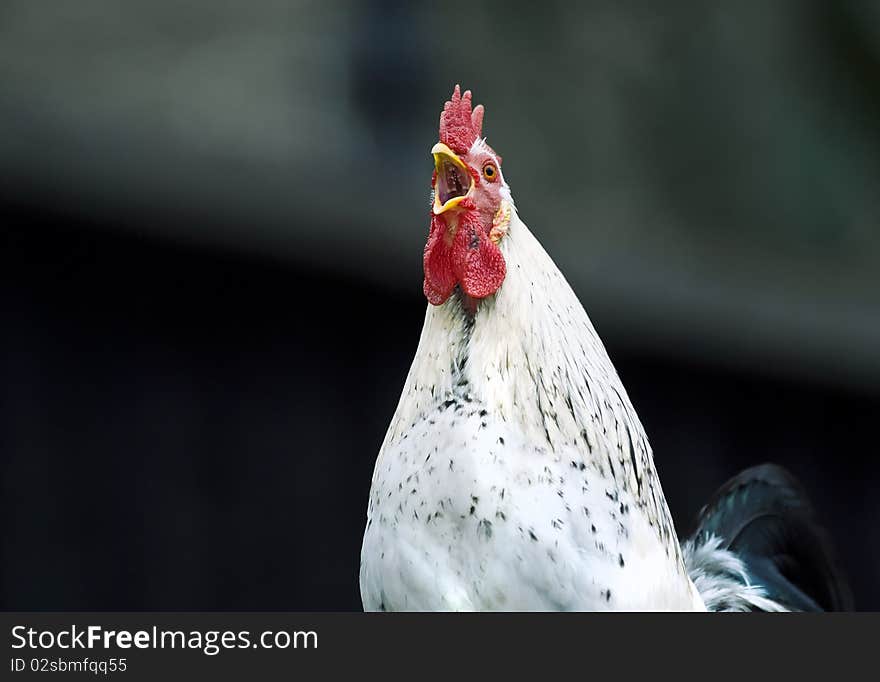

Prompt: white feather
xmin=683 ymin=535 xmax=788 ymax=612
xmin=361 ymin=207 xmax=706 ymax=611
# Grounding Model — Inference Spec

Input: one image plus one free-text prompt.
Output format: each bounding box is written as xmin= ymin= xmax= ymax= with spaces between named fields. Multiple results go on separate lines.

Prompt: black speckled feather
xmin=687 ymin=464 xmax=853 ymax=611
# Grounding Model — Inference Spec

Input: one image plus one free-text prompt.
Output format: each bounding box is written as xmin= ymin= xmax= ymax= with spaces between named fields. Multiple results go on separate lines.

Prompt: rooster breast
xmin=360 ymin=391 xmax=702 ymax=611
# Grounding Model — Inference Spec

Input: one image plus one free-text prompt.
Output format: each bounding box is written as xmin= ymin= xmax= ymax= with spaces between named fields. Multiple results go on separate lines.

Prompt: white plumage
xmin=361 ymin=186 xmax=706 ymax=610
xmin=359 ymin=89 xmax=849 ymax=611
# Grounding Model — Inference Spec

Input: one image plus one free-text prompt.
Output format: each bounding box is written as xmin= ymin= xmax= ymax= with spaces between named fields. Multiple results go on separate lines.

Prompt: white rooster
xmin=359 ymin=85 xmax=851 ymax=612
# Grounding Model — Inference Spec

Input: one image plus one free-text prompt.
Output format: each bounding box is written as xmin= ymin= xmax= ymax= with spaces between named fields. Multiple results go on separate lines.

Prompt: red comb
xmin=439 ymin=84 xmax=485 ymax=155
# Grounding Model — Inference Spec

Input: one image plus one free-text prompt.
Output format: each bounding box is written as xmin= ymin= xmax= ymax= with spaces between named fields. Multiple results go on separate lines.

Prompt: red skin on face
xmin=424 ymin=86 xmax=507 ymax=306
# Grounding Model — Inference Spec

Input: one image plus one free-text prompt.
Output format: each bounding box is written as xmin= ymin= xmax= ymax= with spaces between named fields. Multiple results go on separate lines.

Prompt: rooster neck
xmin=383 ymin=211 xmax=682 ymax=566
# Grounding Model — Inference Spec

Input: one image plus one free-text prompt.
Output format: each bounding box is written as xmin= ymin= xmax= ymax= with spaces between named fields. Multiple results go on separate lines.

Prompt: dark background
xmin=2 ymin=2 xmax=879 ymax=610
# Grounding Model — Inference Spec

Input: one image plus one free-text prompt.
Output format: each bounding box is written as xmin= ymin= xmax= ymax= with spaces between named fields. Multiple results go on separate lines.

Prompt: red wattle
xmin=423 ymin=216 xmax=457 ymax=305
xmin=452 ymin=214 xmax=506 ymax=299
xmin=423 ymin=211 xmax=506 ymax=305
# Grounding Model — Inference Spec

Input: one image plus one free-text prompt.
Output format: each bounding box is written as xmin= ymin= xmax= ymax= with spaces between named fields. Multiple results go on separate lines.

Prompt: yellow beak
xmin=432 ymin=142 xmax=474 ymax=215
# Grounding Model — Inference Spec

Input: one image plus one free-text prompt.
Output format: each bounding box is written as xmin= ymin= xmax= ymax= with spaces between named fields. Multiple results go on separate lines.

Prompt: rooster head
xmin=423 ymin=85 xmax=511 ymax=306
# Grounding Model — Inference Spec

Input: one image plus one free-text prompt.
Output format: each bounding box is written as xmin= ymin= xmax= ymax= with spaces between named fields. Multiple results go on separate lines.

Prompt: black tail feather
xmin=688 ymin=464 xmax=853 ymax=612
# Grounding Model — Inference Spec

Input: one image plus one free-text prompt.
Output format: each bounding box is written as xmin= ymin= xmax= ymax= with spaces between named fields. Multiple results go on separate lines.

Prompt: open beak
xmin=432 ymin=142 xmax=474 ymax=215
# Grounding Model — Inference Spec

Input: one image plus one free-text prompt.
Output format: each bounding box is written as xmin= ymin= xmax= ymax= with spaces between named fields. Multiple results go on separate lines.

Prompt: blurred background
xmin=2 ymin=1 xmax=879 ymax=610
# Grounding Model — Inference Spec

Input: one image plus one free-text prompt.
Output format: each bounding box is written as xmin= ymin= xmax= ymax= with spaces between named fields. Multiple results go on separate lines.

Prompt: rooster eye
xmin=482 ymin=163 xmax=497 ymax=182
